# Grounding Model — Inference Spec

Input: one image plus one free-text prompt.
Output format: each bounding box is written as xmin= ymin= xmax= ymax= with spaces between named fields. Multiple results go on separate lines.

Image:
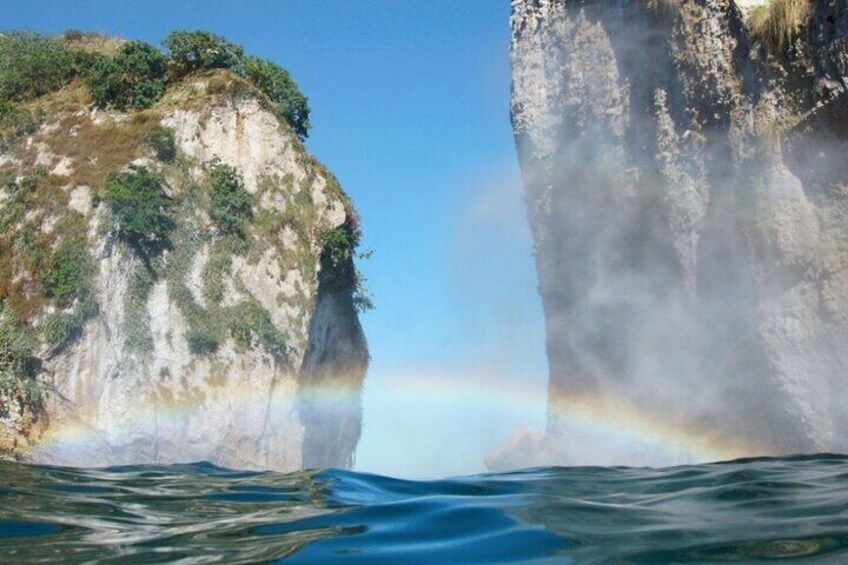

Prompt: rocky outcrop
xmin=502 ymin=0 xmax=848 ymax=468
xmin=0 ymin=73 xmax=367 ymax=470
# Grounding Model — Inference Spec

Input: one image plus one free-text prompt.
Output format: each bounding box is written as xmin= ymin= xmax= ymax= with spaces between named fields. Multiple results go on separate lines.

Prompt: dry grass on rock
xmin=749 ymin=0 xmax=811 ymax=52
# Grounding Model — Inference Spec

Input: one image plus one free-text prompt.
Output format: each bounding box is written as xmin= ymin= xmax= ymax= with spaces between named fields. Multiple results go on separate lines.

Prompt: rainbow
xmin=26 ymin=368 xmax=759 ymax=470
xmin=366 ymin=369 xmax=759 ymax=466
xmin=545 ymin=393 xmax=760 ymax=464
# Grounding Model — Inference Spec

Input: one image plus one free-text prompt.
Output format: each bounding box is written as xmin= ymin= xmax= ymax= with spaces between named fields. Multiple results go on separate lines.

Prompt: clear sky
xmin=3 ymin=0 xmax=548 ymax=478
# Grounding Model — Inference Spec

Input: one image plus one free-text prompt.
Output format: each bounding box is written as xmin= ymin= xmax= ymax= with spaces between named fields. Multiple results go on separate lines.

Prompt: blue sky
xmin=4 ymin=0 xmax=548 ymax=477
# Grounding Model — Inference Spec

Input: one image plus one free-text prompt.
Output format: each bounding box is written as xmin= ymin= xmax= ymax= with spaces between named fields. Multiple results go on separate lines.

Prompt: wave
xmin=1 ymin=454 xmax=847 ymax=563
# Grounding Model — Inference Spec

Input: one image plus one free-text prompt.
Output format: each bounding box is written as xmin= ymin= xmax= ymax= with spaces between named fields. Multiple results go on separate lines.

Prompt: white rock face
xmin=67 ymin=186 xmax=92 ymax=216
xmin=40 ymin=273 xmax=304 ymax=470
xmin=499 ymin=0 xmax=848 ymax=470
xmin=1 ymin=83 xmax=367 ymax=471
xmin=164 ymin=98 xmax=302 ymax=195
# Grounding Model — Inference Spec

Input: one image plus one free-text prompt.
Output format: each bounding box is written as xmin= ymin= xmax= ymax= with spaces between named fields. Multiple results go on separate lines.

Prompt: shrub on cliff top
xmin=1 ymin=28 xmax=312 ymax=141
xmin=163 ymin=30 xmax=311 ymax=140
xmin=84 ymin=40 xmax=168 ymax=110
xmin=240 ymin=56 xmax=311 ymax=141
xmin=163 ymin=30 xmax=244 ymax=76
xmin=103 ymin=165 xmax=174 ymax=256
xmin=0 ymin=31 xmax=73 ymax=102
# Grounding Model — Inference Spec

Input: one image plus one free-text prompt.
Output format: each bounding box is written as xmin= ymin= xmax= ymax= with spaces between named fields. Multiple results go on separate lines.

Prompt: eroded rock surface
xmin=501 ymin=0 xmax=848 ymax=468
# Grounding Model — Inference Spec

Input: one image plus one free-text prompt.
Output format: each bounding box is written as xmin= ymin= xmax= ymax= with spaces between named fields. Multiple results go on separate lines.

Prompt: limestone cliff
xmin=502 ymin=0 xmax=848 ymax=468
xmin=0 ymin=46 xmax=368 ymax=470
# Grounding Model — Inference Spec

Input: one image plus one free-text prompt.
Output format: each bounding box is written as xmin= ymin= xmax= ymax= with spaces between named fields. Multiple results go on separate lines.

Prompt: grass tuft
xmin=749 ymin=0 xmax=811 ymax=52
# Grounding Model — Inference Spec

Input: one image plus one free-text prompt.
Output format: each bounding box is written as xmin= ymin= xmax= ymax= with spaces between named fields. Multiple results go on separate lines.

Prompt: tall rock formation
xmin=0 ymin=56 xmax=367 ymax=470
xmin=502 ymin=0 xmax=848 ymax=467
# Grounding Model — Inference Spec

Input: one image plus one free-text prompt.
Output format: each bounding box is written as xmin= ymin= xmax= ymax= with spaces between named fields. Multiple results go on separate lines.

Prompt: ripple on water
xmin=0 ymin=455 xmax=847 ymax=563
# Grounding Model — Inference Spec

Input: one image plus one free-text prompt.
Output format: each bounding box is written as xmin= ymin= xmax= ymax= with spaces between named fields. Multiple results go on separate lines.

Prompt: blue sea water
xmin=0 ymin=455 xmax=847 ymax=563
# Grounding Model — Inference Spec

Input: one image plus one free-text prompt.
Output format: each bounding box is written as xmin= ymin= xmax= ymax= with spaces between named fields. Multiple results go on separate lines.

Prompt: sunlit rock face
xmin=0 ymin=74 xmax=367 ymax=470
xmin=501 ymin=0 xmax=848 ymax=468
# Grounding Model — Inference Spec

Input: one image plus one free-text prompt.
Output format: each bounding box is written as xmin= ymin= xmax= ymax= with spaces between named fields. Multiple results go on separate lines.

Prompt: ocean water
xmin=0 ymin=455 xmax=847 ymax=563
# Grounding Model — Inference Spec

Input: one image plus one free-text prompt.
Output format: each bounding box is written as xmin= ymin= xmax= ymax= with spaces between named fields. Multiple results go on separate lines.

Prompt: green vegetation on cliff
xmin=145 ymin=126 xmax=176 ymax=162
xmin=0 ymin=27 xmax=367 ymax=419
xmin=319 ymin=215 xmax=374 ymax=313
xmin=163 ymin=30 xmax=244 ymax=75
xmin=0 ymin=305 xmax=39 ymax=411
xmin=240 ymin=55 xmax=311 ymax=141
xmin=162 ymin=162 xmax=291 ymax=361
xmin=41 ymin=215 xmax=98 ymax=351
xmin=0 ymin=29 xmax=310 ymax=139
xmin=103 ymin=165 xmax=175 ymax=257
xmin=45 ymin=235 xmax=91 ymax=306
xmin=207 ymin=158 xmax=252 ymax=238
xmin=83 ymin=41 xmax=169 ymax=110
xmin=161 ymin=30 xmax=310 ymax=139
xmin=0 ymin=32 xmax=72 ymax=101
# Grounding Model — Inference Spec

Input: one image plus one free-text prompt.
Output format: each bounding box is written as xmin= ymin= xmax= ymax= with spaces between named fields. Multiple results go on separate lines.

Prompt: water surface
xmin=1 ymin=455 xmax=847 ymax=563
